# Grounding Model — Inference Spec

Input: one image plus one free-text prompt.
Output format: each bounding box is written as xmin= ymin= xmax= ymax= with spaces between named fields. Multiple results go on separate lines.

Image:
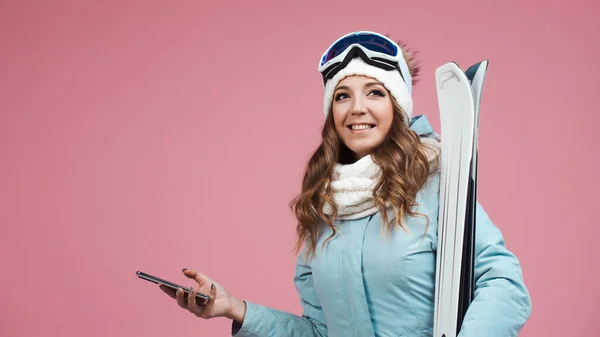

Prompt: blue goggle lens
xmin=321 ymin=33 xmax=398 ymax=66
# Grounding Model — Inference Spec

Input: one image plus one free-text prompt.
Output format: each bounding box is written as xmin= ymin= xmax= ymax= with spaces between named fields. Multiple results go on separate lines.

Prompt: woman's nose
xmin=351 ymin=98 xmax=367 ymax=115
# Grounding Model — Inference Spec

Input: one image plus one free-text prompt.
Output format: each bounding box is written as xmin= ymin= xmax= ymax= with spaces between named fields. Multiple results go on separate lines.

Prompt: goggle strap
xmin=396 ymin=53 xmax=412 ymax=94
xmin=321 ymin=46 xmax=405 ymax=86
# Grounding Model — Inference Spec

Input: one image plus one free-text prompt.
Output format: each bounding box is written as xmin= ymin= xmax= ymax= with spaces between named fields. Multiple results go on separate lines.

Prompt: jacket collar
xmin=410 ymin=114 xmax=438 ymax=139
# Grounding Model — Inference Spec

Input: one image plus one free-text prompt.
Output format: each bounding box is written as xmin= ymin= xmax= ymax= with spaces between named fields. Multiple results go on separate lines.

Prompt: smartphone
xmin=136 ymin=271 xmax=209 ymax=305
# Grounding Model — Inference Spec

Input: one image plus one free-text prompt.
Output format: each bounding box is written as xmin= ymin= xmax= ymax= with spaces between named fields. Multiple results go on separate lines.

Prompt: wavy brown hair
xmin=289 ymin=40 xmax=440 ymax=259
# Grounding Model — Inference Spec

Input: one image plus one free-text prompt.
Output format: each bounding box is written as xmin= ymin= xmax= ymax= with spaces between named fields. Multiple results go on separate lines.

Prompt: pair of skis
xmin=433 ymin=60 xmax=489 ymax=337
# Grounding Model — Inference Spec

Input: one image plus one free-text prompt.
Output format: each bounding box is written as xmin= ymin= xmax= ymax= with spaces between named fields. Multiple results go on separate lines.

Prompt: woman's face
xmin=332 ymin=75 xmax=394 ymax=160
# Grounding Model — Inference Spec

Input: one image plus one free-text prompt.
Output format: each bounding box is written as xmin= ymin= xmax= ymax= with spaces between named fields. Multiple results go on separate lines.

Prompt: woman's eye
xmin=335 ymin=93 xmax=349 ymax=101
xmin=369 ymin=89 xmax=385 ymax=97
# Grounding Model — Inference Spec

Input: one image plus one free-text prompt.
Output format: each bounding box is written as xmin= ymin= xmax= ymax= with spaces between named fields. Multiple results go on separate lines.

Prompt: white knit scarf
xmin=323 ymin=138 xmax=440 ymax=220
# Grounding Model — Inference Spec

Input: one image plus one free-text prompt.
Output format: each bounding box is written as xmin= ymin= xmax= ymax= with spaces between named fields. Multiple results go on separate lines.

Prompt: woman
xmin=159 ymin=31 xmax=532 ymax=337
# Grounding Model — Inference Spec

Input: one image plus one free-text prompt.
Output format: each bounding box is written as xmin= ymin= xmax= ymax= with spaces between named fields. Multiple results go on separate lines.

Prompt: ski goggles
xmin=318 ymin=31 xmax=412 ymax=94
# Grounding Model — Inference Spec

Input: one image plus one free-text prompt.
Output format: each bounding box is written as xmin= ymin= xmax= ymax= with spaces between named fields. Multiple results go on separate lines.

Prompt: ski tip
xmin=435 ymin=62 xmax=465 ymax=90
xmin=464 ymin=60 xmax=490 ymax=83
xmin=435 ymin=62 xmax=461 ymax=73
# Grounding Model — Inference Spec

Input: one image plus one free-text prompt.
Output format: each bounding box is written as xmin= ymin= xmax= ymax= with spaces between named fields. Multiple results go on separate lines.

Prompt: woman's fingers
xmin=187 ymin=286 xmax=202 ymax=315
xmin=205 ymin=284 xmax=216 ymax=307
xmin=159 ymin=285 xmax=176 ymax=299
xmin=175 ymin=288 xmax=187 ymax=310
xmin=201 ymin=283 xmax=218 ymax=318
xmin=160 ymin=270 xmax=223 ymax=319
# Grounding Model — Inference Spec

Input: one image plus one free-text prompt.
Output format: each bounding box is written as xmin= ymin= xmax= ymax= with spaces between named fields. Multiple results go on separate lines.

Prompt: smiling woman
xmin=332 ymin=76 xmax=395 ymax=161
xmin=292 ymin=52 xmax=441 ymax=260
xmin=156 ymin=31 xmax=532 ymax=337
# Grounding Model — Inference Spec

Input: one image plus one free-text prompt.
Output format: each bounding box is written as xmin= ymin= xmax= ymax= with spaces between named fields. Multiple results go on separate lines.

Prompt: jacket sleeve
xmin=457 ymin=203 xmax=532 ymax=337
xmin=232 ymin=252 xmax=328 ymax=337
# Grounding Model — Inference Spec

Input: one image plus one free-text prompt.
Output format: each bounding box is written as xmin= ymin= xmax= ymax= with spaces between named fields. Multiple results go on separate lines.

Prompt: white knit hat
xmin=322 ymin=57 xmax=413 ymax=123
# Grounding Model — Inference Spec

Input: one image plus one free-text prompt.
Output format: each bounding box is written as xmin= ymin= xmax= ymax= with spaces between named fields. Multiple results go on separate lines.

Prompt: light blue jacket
xmin=232 ymin=115 xmax=532 ymax=337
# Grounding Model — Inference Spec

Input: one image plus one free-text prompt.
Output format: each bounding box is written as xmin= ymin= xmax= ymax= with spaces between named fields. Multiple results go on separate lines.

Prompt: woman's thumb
xmin=182 ymin=268 xmax=210 ymax=287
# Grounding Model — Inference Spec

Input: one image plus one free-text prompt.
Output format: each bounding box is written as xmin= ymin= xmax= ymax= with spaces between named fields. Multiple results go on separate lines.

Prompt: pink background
xmin=1 ymin=0 xmax=598 ymax=336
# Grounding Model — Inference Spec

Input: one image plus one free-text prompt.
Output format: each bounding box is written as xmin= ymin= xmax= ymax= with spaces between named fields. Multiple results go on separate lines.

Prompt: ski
xmin=433 ymin=60 xmax=489 ymax=337
xmin=457 ymin=60 xmax=489 ymax=330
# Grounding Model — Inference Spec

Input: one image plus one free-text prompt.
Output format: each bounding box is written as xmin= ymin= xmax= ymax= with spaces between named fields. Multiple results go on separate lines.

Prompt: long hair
xmin=289 ymin=41 xmax=438 ymax=259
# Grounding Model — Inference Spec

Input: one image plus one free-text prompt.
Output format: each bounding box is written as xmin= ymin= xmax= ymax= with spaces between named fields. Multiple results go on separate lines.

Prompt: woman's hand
xmin=159 ymin=268 xmax=247 ymax=323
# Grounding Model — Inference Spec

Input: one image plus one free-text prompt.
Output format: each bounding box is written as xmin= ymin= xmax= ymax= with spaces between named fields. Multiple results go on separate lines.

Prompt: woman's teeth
xmin=350 ymin=124 xmax=374 ymax=130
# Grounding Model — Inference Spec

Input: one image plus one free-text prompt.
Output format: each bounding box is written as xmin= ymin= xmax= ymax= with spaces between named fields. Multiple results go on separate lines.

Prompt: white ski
xmin=433 ymin=60 xmax=489 ymax=337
